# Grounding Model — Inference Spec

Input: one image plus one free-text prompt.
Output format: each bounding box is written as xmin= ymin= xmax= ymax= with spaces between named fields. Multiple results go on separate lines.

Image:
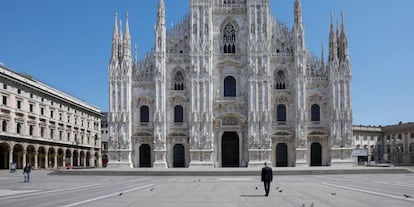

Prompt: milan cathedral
xmin=107 ymin=0 xmax=352 ymax=168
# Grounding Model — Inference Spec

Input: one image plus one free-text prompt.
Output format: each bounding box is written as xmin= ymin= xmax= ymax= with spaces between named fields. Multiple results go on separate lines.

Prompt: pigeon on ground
xmin=150 ymin=188 xmax=154 ymax=191
xmin=279 ymin=190 xmax=283 ymax=193
xmin=331 ymin=192 xmax=336 ymax=195
xmin=403 ymin=194 xmax=411 ymax=198
xmin=119 ymin=192 xmax=123 ymax=196
xmin=255 ymin=187 xmax=258 ymax=190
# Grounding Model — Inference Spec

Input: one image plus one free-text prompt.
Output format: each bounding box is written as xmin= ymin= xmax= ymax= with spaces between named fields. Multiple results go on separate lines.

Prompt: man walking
xmin=23 ymin=163 xmax=31 ymax=183
xmin=261 ymin=162 xmax=273 ymax=196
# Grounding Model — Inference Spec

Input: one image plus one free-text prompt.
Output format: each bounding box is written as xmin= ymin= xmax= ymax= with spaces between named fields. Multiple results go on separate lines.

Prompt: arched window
xmin=277 ymin=104 xmax=287 ymax=122
xmin=311 ymin=104 xmax=320 ymax=121
xmin=174 ymin=105 xmax=184 ymax=123
xmin=16 ymin=123 xmax=21 ymax=134
xmin=224 ymin=76 xmax=236 ymax=97
xmin=140 ymin=106 xmax=150 ymax=123
xmin=174 ymin=71 xmax=185 ymax=90
xmin=2 ymin=120 xmax=7 ymax=132
xmin=223 ymin=23 xmax=236 ymax=53
xmin=275 ymin=70 xmax=286 ymax=89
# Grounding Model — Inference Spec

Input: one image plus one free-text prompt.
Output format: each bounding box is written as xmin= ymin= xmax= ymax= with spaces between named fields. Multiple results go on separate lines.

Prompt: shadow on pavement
xmin=240 ymin=195 xmax=265 ymax=197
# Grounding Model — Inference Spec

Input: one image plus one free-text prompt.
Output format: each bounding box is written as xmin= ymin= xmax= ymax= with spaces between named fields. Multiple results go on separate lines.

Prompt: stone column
xmin=34 ymin=151 xmax=38 ymax=169
xmin=83 ymin=151 xmax=86 ymax=167
xmin=62 ymin=151 xmax=66 ymax=168
xmin=95 ymin=152 xmax=101 ymax=168
xmin=22 ymin=150 xmax=27 ymax=166
xmin=9 ymin=149 xmax=13 ymax=168
xmin=77 ymin=153 xmax=80 ymax=167
xmin=54 ymin=153 xmax=57 ymax=168
xmin=67 ymin=151 xmax=72 ymax=166
xmin=45 ymin=151 xmax=49 ymax=169
xmin=90 ymin=151 xmax=95 ymax=168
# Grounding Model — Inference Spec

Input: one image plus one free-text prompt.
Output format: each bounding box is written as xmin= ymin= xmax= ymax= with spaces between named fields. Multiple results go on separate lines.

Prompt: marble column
xmin=22 ymin=150 xmax=27 ymax=166
xmin=34 ymin=152 xmax=38 ymax=169
xmin=54 ymin=153 xmax=57 ymax=168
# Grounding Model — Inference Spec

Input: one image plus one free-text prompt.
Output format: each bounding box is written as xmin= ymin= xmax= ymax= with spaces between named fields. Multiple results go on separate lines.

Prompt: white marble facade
xmin=107 ymin=0 xmax=353 ymax=168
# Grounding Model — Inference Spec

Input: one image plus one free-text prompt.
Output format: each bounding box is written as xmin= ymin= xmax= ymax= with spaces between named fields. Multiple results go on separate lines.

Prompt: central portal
xmin=173 ymin=144 xmax=185 ymax=168
xmin=221 ymin=132 xmax=239 ymax=167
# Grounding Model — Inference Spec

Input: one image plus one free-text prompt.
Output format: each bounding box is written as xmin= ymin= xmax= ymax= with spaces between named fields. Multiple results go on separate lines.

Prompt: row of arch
xmin=139 ymin=103 xmax=321 ymax=123
xmin=171 ymin=70 xmax=289 ymax=93
xmin=0 ymin=142 xmax=100 ymax=169
xmin=135 ymin=134 xmax=324 ymax=168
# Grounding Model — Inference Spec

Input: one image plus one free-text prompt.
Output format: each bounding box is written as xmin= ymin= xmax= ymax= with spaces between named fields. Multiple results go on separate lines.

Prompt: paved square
xmin=0 ymin=170 xmax=413 ymax=207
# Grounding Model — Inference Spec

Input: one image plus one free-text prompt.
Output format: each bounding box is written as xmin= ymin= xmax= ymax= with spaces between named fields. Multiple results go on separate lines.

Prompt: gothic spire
xmin=124 ymin=12 xmax=130 ymax=40
xmin=321 ymin=43 xmax=325 ymax=68
xmin=112 ymin=13 xmax=119 ymax=41
xmin=328 ymin=12 xmax=338 ymax=63
xmin=293 ymin=0 xmax=305 ymax=52
xmin=157 ymin=0 xmax=165 ymax=26
xmin=111 ymin=13 xmax=119 ymax=60
xmin=340 ymin=12 xmax=349 ymax=61
xmin=134 ymin=43 xmax=138 ymax=63
xmin=123 ymin=12 xmax=131 ymax=59
xmin=294 ymin=0 xmax=303 ymax=26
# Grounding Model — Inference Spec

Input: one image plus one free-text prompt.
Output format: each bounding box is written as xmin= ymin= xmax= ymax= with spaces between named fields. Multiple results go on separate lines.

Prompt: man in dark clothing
xmin=261 ymin=162 xmax=273 ymax=196
xmin=23 ymin=163 xmax=31 ymax=183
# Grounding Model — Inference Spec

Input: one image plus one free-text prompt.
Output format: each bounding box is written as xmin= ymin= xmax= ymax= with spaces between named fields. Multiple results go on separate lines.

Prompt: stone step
xmin=49 ymin=167 xmax=412 ymax=176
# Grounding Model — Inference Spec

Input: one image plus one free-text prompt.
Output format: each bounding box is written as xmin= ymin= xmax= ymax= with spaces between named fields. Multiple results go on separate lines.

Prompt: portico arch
xmin=86 ymin=151 xmax=91 ymax=167
xmin=0 ymin=142 xmax=10 ymax=169
xmin=38 ymin=146 xmax=46 ymax=168
xmin=65 ymin=149 xmax=72 ymax=167
xmin=57 ymin=149 xmax=64 ymax=167
xmin=80 ymin=151 xmax=85 ymax=167
xmin=73 ymin=150 xmax=79 ymax=166
xmin=26 ymin=145 xmax=36 ymax=166
xmin=13 ymin=144 xmax=24 ymax=169
xmin=48 ymin=148 xmax=55 ymax=168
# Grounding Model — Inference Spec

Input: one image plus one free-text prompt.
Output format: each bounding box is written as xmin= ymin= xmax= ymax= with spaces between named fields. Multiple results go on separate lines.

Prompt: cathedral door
xmin=173 ymin=144 xmax=185 ymax=168
xmin=276 ymin=143 xmax=288 ymax=167
xmin=310 ymin=143 xmax=322 ymax=166
xmin=139 ymin=144 xmax=151 ymax=167
xmin=222 ymin=132 xmax=239 ymax=167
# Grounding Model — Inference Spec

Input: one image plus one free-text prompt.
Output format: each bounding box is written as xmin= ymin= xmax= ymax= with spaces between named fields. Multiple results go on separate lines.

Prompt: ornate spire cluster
xmin=328 ymin=12 xmax=350 ymax=66
xmin=110 ymin=12 xmax=133 ymax=69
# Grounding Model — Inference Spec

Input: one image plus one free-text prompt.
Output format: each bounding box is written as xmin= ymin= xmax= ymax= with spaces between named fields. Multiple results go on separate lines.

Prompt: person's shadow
xmin=240 ymin=195 xmax=266 ymax=197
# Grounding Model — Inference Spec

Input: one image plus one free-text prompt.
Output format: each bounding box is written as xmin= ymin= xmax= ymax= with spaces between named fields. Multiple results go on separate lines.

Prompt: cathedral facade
xmin=107 ymin=0 xmax=353 ymax=168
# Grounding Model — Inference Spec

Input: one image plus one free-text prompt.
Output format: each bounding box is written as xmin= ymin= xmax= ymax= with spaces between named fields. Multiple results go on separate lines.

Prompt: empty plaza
xmin=0 ymin=170 xmax=413 ymax=207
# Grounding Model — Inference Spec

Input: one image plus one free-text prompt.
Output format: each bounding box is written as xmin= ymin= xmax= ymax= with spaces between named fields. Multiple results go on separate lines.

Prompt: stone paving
xmin=0 ymin=167 xmax=413 ymax=207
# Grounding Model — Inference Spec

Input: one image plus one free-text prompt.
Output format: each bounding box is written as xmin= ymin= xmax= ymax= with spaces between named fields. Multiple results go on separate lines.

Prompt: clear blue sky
xmin=0 ymin=0 xmax=413 ymax=126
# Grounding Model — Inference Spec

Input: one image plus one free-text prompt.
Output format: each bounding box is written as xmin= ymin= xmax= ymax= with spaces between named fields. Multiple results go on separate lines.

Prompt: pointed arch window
xmin=174 ymin=105 xmax=184 ymax=123
xmin=277 ymin=104 xmax=287 ymax=122
xmin=223 ymin=23 xmax=236 ymax=53
xmin=174 ymin=71 xmax=185 ymax=90
xmin=224 ymin=76 xmax=236 ymax=97
xmin=311 ymin=104 xmax=320 ymax=121
xmin=140 ymin=106 xmax=150 ymax=123
xmin=275 ymin=70 xmax=286 ymax=89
